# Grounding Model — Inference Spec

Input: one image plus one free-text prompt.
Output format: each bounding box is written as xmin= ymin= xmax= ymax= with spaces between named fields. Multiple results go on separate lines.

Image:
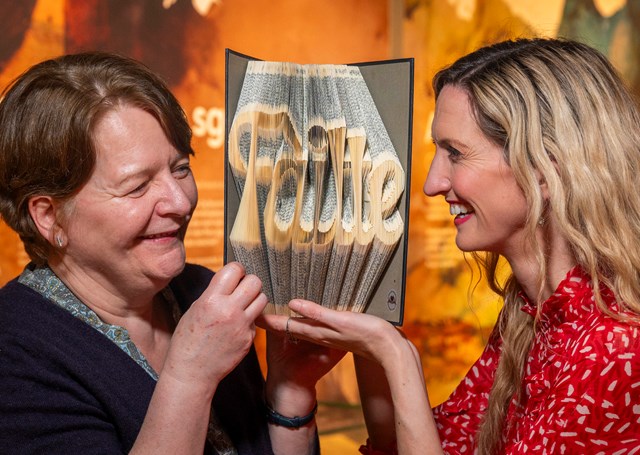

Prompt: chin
xmin=168 ymin=255 xmax=187 ymax=277
xmin=455 ymin=238 xmax=474 ymax=252
xmin=151 ymin=250 xmax=187 ymax=281
xmin=455 ymin=228 xmax=493 ymax=249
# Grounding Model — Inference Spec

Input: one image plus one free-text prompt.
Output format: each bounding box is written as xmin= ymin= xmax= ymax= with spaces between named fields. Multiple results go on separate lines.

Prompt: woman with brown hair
xmin=0 ymin=52 xmax=341 ymax=454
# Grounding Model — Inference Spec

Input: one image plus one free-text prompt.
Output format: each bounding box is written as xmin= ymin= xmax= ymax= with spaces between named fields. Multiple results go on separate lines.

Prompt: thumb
xmin=205 ymin=261 xmax=246 ymax=296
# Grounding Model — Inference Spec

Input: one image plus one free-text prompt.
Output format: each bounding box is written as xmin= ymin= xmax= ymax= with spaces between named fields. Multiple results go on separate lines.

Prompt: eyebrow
xmin=432 ymin=137 xmax=466 ymax=149
xmin=115 ymin=172 xmax=144 ymax=188
xmin=114 ymin=167 xmax=147 ymax=188
xmin=114 ymin=151 xmax=190 ymax=187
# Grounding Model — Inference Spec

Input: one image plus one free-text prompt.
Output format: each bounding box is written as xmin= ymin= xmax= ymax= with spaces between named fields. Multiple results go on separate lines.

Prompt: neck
xmin=507 ymin=215 xmax=576 ymax=304
xmin=48 ymin=259 xmax=175 ymax=373
xmin=48 ymin=258 xmax=168 ymax=323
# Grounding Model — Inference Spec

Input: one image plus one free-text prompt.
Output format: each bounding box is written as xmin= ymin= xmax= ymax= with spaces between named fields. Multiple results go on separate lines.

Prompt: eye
xmin=433 ymin=139 xmax=463 ymax=163
xmin=127 ymin=181 xmax=148 ymax=196
xmin=173 ymin=162 xmax=192 ymax=178
xmin=446 ymin=145 xmax=463 ymax=162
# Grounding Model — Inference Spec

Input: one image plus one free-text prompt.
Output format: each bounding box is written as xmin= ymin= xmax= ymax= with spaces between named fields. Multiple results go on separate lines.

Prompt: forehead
xmin=90 ymin=106 xmax=175 ymax=175
xmin=432 ymin=85 xmax=485 ymax=143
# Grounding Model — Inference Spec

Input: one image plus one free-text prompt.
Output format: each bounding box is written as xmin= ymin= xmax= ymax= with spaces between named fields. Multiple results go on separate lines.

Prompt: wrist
xmin=377 ymin=331 xmax=415 ymax=372
xmin=159 ymin=361 xmax=219 ymax=402
xmin=265 ymin=399 xmax=318 ymax=428
xmin=266 ymin=385 xmax=318 ymax=418
xmin=265 ymin=375 xmax=317 ymax=416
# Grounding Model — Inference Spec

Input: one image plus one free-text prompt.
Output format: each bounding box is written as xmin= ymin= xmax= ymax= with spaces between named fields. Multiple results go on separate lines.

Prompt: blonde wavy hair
xmin=433 ymin=38 xmax=640 ymax=454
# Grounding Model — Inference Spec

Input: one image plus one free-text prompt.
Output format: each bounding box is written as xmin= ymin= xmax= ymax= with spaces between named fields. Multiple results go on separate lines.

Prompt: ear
xmin=539 ymin=177 xmax=549 ymax=200
xmin=537 ymin=154 xmax=560 ymax=201
xmin=534 ymin=169 xmax=550 ymax=201
xmin=28 ymin=195 xmax=65 ymax=248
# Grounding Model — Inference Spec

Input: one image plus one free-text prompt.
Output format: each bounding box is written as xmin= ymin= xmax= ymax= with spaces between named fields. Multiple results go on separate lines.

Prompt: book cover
xmin=224 ymin=49 xmax=413 ymax=325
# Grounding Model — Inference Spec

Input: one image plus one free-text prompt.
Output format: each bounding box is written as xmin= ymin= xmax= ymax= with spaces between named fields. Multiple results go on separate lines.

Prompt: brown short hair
xmin=0 ymin=52 xmax=194 ymax=265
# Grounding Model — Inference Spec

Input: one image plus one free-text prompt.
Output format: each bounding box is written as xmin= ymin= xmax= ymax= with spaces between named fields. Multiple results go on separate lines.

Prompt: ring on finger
xmin=285 ymin=317 xmax=299 ymax=344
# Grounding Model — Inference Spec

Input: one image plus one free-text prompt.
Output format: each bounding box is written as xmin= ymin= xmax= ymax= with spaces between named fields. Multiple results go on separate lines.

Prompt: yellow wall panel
xmin=1 ymin=1 xmax=638 ymax=449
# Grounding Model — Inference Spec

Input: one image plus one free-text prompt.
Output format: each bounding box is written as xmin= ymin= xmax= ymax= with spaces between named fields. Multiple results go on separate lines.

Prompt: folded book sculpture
xmin=224 ymin=50 xmax=413 ymax=323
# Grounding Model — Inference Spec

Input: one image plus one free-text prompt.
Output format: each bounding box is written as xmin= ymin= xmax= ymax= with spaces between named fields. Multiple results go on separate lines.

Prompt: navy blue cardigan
xmin=0 ymin=263 xmax=273 ymax=454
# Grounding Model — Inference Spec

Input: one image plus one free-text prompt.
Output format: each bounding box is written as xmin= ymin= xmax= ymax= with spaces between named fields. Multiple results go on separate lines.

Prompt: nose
xmin=157 ymin=174 xmax=197 ymax=218
xmin=423 ymin=151 xmax=450 ymax=197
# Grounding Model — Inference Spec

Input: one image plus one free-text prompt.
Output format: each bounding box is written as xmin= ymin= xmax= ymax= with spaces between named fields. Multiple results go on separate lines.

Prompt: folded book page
xmin=226 ymin=55 xmax=410 ymax=320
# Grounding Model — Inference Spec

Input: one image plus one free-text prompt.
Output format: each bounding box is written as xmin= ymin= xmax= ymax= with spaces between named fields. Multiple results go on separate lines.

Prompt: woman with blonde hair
xmin=260 ymin=38 xmax=640 ymax=453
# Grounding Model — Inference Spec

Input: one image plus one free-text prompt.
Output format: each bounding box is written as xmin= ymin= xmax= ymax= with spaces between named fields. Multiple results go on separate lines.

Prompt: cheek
xmin=88 ymin=202 xmax=151 ymax=240
xmin=448 ymin=169 xmax=474 ymax=197
xmin=496 ymin=183 xmax=529 ymax=223
xmin=185 ymin=177 xmax=199 ymax=211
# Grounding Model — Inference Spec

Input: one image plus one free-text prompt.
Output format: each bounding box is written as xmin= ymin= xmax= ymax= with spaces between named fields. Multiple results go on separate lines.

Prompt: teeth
xmin=145 ymin=232 xmax=175 ymax=239
xmin=450 ymin=204 xmax=471 ymax=216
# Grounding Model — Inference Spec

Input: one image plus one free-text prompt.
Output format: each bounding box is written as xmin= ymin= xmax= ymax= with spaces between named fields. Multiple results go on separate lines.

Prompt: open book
xmin=224 ymin=50 xmax=413 ymax=324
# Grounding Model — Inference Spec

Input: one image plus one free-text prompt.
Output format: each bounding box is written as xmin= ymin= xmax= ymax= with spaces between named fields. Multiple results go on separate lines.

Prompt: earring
xmin=55 ymin=235 xmax=63 ymax=248
xmin=538 ymin=216 xmax=546 ymax=226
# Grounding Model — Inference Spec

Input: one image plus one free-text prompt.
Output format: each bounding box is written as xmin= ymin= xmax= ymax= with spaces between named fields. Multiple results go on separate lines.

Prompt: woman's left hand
xmin=257 ymin=305 xmax=346 ymax=455
xmin=260 ymin=299 xmax=441 ymax=455
xmin=265 ymin=322 xmax=347 ymax=388
xmin=260 ymin=313 xmax=346 ymax=415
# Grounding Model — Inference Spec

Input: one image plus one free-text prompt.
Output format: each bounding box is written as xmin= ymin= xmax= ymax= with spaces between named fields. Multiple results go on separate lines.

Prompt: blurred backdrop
xmin=1 ymin=0 xmax=638 ymax=452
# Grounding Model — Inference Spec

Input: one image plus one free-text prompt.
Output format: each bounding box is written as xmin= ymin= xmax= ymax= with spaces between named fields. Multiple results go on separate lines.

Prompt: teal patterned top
xmin=18 ymin=263 xmax=237 ymax=455
xmin=18 ymin=264 xmax=177 ymax=380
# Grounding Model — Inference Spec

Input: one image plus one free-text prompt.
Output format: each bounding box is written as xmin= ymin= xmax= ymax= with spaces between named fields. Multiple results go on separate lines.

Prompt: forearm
xmin=130 ymin=373 xmax=215 ymax=454
xmin=355 ymin=355 xmax=396 ymax=450
xmin=381 ymin=341 xmax=442 ymax=455
xmin=356 ymin=328 xmax=442 ymax=455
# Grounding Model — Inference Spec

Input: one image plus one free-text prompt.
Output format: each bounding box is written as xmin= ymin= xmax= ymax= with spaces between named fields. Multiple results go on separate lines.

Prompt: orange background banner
xmin=1 ymin=0 xmax=638 ymax=451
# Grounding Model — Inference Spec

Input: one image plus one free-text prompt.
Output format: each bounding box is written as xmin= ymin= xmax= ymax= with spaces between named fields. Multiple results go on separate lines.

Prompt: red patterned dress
xmin=360 ymin=267 xmax=640 ymax=454
xmin=433 ymin=266 xmax=640 ymax=453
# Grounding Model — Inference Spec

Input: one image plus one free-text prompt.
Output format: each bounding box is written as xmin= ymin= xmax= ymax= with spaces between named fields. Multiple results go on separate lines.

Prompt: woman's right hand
xmin=259 ymin=299 xmax=441 ymax=454
xmin=132 ymin=262 xmax=268 ymax=454
xmin=261 ymin=299 xmax=443 ymax=455
xmin=258 ymin=298 xmax=414 ymax=369
xmin=162 ymin=261 xmax=268 ymax=397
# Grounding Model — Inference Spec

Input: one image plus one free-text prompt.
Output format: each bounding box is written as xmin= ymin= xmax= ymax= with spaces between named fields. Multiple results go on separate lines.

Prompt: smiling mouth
xmin=141 ymin=230 xmax=180 ymax=240
xmin=450 ymin=203 xmax=473 ymax=220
